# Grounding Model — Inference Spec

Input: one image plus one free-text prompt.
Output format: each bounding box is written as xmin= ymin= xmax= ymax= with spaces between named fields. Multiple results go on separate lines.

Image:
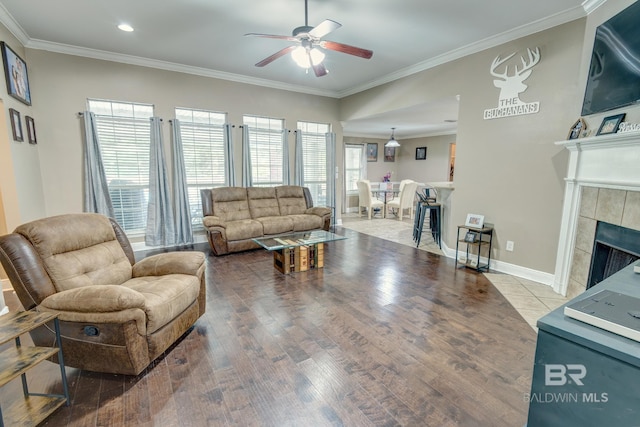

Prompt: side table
xmin=0 ymin=310 xmax=69 ymax=426
xmin=455 ymin=225 xmax=494 ymax=272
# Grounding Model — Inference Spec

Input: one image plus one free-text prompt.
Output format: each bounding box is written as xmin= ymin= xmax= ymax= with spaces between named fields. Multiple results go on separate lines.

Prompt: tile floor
xmin=339 ymin=212 xmax=570 ymax=331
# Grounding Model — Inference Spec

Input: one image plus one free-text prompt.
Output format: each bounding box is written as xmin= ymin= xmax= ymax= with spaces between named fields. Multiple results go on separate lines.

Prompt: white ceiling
xmin=0 ymin=0 xmax=596 ymax=138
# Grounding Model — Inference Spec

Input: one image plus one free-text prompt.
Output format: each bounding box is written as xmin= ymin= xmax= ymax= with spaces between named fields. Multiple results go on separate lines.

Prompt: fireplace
xmin=587 ymin=221 xmax=640 ymax=289
xmin=554 ymin=131 xmax=640 ymax=297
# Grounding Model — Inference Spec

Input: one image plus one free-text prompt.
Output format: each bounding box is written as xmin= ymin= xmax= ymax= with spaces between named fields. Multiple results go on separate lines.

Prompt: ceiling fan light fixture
xmin=291 ymin=46 xmax=325 ymax=68
xmin=385 ymin=127 xmax=400 ymax=147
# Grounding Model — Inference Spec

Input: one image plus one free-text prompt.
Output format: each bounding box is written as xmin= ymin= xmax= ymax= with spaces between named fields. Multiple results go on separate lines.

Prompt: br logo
xmin=545 ymin=364 xmax=587 ymax=386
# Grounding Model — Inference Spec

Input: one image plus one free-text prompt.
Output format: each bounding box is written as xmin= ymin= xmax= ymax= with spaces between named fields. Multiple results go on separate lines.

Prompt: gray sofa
xmin=200 ymin=185 xmax=331 ymax=255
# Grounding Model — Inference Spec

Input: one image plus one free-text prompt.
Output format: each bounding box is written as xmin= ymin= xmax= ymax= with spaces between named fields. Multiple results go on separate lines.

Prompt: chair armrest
xmin=39 ymin=285 xmax=145 ymax=313
xmin=203 ymin=215 xmax=226 ymax=229
xmin=306 ymin=206 xmax=331 ymax=217
xmin=132 ymin=252 xmax=205 ymax=278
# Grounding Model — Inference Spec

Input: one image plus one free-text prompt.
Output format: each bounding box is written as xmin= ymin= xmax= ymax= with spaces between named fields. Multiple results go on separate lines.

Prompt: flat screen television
xmin=581 ymin=1 xmax=640 ymax=116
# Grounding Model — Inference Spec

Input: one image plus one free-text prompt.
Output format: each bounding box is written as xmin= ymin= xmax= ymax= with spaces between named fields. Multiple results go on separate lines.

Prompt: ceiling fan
xmin=244 ymin=0 xmax=373 ymax=77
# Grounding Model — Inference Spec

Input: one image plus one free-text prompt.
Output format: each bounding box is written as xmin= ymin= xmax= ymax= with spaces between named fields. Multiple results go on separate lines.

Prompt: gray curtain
xmin=242 ymin=125 xmax=252 ymax=187
xmin=294 ymin=130 xmax=304 ymax=186
xmin=82 ymin=111 xmax=115 ymax=218
xmin=360 ymin=143 xmax=368 ymax=180
xmin=326 ymin=132 xmax=336 ymax=225
xmin=282 ymin=129 xmax=291 ymax=185
xmin=170 ymin=119 xmax=193 ymax=244
xmin=146 ymin=117 xmax=176 ymax=247
xmin=224 ymin=124 xmax=236 ymax=186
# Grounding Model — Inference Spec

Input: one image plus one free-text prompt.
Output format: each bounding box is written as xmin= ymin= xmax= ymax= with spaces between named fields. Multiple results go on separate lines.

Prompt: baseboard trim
xmin=441 ymin=242 xmax=555 ymax=287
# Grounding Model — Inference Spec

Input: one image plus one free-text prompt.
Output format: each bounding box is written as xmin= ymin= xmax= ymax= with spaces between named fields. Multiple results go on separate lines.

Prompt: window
xmin=345 ymin=144 xmax=364 ymax=194
xmin=243 ymin=115 xmax=284 ymax=186
xmin=88 ymin=99 xmax=153 ymax=235
xmin=175 ymin=108 xmax=227 ymax=228
xmin=298 ymin=121 xmax=330 ymax=206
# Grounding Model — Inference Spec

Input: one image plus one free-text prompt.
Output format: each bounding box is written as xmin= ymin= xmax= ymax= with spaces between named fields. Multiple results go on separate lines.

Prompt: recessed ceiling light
xmin=118 ymin=24 xmax=134 ymax=32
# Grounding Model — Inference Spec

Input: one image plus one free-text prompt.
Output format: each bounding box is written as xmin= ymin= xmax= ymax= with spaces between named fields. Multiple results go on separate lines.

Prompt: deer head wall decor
xmin=490 ymin=47 xmax=541 ymax=106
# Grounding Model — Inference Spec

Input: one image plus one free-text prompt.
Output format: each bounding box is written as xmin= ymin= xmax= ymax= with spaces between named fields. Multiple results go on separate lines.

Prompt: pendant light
xmin=385 ymin=127 xmax=400 ymax=147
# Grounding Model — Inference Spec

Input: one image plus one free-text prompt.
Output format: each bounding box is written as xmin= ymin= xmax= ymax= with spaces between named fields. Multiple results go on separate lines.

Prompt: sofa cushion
xmin=289 ymin=214 xmax=324 ymax=231
xmin=276 ymin=186 xmax=308 ymax=215
xmin=256 ymin=216 xmax=294 ymax=235
xmin=211 ymin=187 xmax=251 ymax=222
xmin=15 ymin=213 xmax=133 ymax=292
xmin=225 ymin=219 xmax=264 ymax=241
xmin=247 ymin=187 xmax=281 ymax=218
xmin=122 ymin=274 xmax=200 ymax=334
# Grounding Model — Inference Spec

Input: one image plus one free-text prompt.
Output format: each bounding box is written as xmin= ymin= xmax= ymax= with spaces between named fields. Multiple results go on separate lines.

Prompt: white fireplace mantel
xmin=554 ymin=131 xmax=640 ymax=295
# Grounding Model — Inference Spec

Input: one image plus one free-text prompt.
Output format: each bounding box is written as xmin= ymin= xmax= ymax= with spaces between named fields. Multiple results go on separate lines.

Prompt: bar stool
xmin=413 ymin=190 xmax=441 ymax=248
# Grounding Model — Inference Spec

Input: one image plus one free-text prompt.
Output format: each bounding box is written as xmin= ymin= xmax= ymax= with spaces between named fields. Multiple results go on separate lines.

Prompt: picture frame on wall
xmin=9 ymin=108 xmax=23 ymax=142
xmin=415 ymin=146 xmax=427 ymax=160
xmin=25 ymin=115 xmax=36 ymax=144
xmin=1 ymin=42 xmax=31 ymax=105
xmin=367 ymin=143 xmax=378 ymax=162
xmin=384 ymin=146 xmax=395 ymax=162
xmin=596 ymin=113 xmax=625 ymax=135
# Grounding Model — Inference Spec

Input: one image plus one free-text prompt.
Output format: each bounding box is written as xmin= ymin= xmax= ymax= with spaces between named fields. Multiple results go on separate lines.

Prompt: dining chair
xmin=386 ymin=181 xmax=418 ymax=221
xmin=387 ymin=180 xmax=418 ymax=220
xmin=357 ymin=180 xmax=385 ymax=219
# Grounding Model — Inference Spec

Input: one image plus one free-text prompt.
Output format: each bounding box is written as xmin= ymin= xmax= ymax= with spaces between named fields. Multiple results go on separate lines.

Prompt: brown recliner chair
xmin=0 ymin=213 xmax=206 ymax=375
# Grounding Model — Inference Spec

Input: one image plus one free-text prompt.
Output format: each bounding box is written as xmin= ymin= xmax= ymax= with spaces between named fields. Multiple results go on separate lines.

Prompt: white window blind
xmin=175 ymin=108 xmax=227 ymax=228
xmin=243 ymin=115 xmax=284 ymax=187
xmin=298 ymin=121 xmax=330 ymax=206
xmin=345 ymin=144 xmax=364 ymax=194
xmin=88 ymin=99 xmax=153 ymax=235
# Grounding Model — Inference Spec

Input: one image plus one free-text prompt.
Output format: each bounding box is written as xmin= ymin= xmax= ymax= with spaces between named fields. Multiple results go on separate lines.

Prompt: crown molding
xmin=24 ymin=39 xmax=343 ymax=98
xmin=0 ymin=1 xmax=606 ymax=100
xmin=338 ymin=5 xmax=589 ymax=98
xmin=0 ymin=2 xmax=29 ymax=45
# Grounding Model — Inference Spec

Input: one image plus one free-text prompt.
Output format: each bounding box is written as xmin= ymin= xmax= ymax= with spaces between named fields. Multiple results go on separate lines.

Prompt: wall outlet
xmin=506 ymin=240 xmax=515 ymax=251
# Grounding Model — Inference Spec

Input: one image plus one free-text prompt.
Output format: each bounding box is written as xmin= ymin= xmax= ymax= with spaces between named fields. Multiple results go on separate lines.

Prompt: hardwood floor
xmin=0 ymin=229 xmax=536 ymax=426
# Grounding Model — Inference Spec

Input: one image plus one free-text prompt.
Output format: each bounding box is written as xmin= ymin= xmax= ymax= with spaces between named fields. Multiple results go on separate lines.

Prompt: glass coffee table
xmin=253 ymin=230 xmax=346 ymax=274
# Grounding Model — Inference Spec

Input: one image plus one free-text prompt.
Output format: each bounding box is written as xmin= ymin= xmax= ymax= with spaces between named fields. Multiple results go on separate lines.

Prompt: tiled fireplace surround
xmin=555 ymin=131 xmax=640 ymax=298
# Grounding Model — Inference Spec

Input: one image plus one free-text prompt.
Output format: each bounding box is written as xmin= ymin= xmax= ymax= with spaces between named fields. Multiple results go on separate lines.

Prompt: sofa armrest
xmin=203 ymin=215 xmax=226 ymax=229
xmin=306 ymin=206 xmax=331 ymax=217
xmin=40 ymin=285 xmax=145 ymax=313
xmin=132 ymin=252 xmax=205 ymax=278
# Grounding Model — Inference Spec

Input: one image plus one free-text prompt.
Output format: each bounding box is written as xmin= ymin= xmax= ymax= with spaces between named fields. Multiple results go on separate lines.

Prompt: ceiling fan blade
xmin=308 ymin=19 xmax=341 ymax=38
xmin=244 ymin=33 xmax=298 ymax=42
xmin=255 ymin=45 xmax=297 ymax=67
xmin=319 ymin=40 xmax=373 ymax=59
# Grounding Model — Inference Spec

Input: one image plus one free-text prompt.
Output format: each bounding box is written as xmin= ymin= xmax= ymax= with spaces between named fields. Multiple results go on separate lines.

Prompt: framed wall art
xmin=596 ymin=113 xmax=625 ymax=135
xmin=9 ymin=108 xmax=23 ymax=142
xmin=384 ymin=146 xmax=395 ymax=162
xmin=367 ymin=143 xmax=378 ymax=162
xmin=1 ymin=42 xmax=31 ymax=105
xmin=415 ymin=146 xmax=427 ymax=160
xmin=25 ymin=115 xmax=36 ymax=144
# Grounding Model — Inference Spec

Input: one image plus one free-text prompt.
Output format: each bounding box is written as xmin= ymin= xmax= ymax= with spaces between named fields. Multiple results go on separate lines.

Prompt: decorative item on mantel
xmin=597 ymin=113 xmax=625 ymax=135
xmin=617 ymin=122 xmax=640 ymax=134
xmin=567 ymin=118 xmax=587 ymax=140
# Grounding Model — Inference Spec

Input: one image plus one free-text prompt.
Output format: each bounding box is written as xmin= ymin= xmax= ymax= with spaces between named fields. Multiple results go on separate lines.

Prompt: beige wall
xmin=25 ymin=50 xmax=342 ymax=218
xmin=0 ymin=27 xmax=44 ymax=230
xmin=342 ymin=19 xmax=588 ymax=273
